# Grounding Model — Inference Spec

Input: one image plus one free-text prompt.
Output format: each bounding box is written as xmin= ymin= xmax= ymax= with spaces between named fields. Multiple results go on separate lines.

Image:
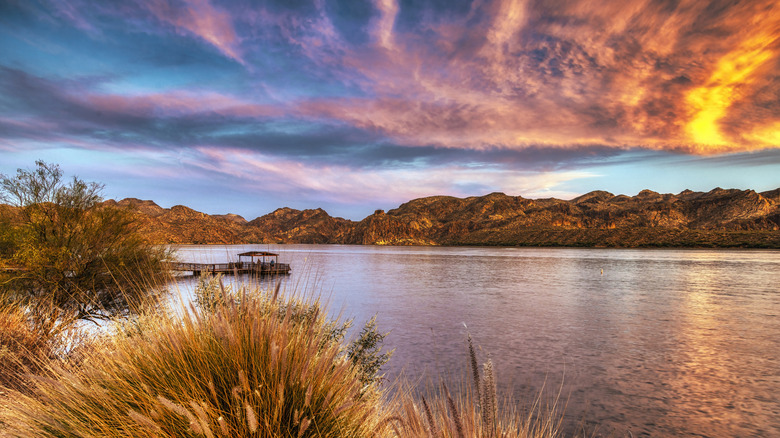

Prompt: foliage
xmin=0 ymin=161 xmax=171 ymax=324
xmin=0 ymin=208 xmax=15 ymax=262
xmin=347 ymin=316 xmax=392 ymax=386
xmin=2 ymin=282 xmax=392 ymax=437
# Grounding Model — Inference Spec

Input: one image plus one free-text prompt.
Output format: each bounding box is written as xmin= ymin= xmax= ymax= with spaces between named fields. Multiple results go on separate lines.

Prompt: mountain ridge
xmin=94 ymin=188 xmax=780 ymax=248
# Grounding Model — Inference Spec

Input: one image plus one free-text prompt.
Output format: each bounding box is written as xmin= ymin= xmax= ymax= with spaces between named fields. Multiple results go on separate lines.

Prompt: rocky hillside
xmin=4 ymin=189 xmax=779 ymax=247
xmin=131 ymin=188 xmax=780 ymax=247
xmin=342 ymin=188 xmax=780 ymax=247
xmin=246 ymin=207 xmax=353 ymax=243
xmin=101 ymin=199 xmax=351 ymax=244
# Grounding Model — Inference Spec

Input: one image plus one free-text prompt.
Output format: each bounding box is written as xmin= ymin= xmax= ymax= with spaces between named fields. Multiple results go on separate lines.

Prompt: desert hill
xmin=101 ymin=188 xmax=780 ymax=248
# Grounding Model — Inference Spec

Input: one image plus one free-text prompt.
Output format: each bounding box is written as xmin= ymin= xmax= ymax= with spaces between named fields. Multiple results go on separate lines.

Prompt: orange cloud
xmin=685 ymin=31 xmax=779 ymax=151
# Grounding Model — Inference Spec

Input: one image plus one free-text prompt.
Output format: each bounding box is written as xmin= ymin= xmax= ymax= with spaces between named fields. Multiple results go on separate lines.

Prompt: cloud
xmin=10 ymin=0 xmax=779 ymax=155
xmin=276 ymin=0 xmax=780 ymax=154
xmin=145 ymin=0 xmax=244 ymax=63
xmin=187 ymin=146 xmax=598 ymax=206
xmin=3 ymin=0 xmax=780 ymax=184
xmin=1 ymin=65 xmax=636 ymax=175
xmin=0 ymin=67 xmax=280 ymax=146
xmin=371 ymin=0 xmax=399 ymax=50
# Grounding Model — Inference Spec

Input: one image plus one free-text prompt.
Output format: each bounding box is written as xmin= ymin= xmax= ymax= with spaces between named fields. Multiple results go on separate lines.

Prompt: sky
xmin=1 ymin=0 xmax=779 ymax=221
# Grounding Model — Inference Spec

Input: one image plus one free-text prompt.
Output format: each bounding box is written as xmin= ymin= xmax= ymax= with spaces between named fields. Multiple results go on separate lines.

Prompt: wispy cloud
xmin=145 ymin=0 xmax=243 ymax=64
xmin=371 ymin=0 xmax=399 ymax=51
xmin=188 ymin=146 xmax=598 ymax=205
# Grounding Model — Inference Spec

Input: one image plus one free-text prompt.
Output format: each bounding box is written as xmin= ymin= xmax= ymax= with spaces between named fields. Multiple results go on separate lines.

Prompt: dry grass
xmin=0 ymin=302 xmax=42 ymax=392
xmin=0 ymin=300 xmax=81 ymax=435
xmin=0 ymin=301 xmax=78 ymax=393
xmin=1 ymin=281 xmax=392 ymax=437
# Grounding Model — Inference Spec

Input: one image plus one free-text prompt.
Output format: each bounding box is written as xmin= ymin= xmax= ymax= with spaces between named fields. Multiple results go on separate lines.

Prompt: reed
xmin=391 ymin=378 xmax=565 ymax=437
xmin=389 ymin=332 xmax=566 ymax=438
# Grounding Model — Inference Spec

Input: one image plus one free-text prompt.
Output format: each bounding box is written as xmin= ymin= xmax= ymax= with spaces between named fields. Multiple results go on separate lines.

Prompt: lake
xmin=172 ymin=244 xmax=780 ymax=437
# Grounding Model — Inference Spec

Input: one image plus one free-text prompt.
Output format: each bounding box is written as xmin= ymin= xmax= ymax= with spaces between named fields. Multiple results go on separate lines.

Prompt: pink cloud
xmin=189 ymin=147 xmax=597 ymax=206
xmin=51 ymin=0 xmax=101 ymax=35
xmin=371 ymin=0 xmax=400 ymax=51
xmin=146 ymin=0 xmax=243 ymax=64
xmin=83 ymin=91 xmax=278 ymax=118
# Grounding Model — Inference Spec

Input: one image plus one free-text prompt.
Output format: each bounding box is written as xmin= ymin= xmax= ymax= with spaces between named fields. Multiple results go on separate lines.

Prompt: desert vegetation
xmin=0 ymin=162 xmax=566 ymax=437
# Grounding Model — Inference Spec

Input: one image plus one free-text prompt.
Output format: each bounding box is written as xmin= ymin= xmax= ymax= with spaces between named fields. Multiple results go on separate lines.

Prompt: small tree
xmin=0 ymin=161 xmax=171 ymax=325
xmin=347 ymin=316 xmax=392 ymax=386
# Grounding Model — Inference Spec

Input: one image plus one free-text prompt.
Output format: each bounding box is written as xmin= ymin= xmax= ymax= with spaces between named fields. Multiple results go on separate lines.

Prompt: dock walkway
xmin=168 ymin=250 xmax=291 ymax=276
xmin=168 ymin=261 xmax=290 ymax=276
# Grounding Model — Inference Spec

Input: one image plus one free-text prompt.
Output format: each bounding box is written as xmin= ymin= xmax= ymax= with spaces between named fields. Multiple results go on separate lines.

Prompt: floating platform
xmin=169 ymin=251 xmax=291 ymax=276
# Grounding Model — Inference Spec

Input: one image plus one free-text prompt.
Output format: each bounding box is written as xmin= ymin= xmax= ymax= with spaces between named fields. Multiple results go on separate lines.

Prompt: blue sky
xmin=1 ymin=0 xmax=779 ymax=220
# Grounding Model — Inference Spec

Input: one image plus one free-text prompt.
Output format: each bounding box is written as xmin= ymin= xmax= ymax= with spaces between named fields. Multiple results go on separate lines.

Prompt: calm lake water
xmin=172 ymin=244 xmax=780 ymax=437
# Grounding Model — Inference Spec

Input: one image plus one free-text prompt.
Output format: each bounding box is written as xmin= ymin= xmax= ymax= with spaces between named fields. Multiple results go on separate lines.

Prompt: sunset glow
xmin=1 ymin=0 xmax=778 ymax=219
xmin=686 ymin=31 xmax=778 ymax=150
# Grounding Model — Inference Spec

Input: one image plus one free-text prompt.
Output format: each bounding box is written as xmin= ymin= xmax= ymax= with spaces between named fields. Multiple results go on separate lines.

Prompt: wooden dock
xmin=169 ymin=261 xmax=290 ymax=275
xmin=168 ymin=251 xmax=291 ymax=276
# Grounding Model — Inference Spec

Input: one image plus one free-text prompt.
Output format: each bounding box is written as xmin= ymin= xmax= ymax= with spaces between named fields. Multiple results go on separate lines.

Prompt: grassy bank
xmin=1 ymin=276 xmax=566 ymax=437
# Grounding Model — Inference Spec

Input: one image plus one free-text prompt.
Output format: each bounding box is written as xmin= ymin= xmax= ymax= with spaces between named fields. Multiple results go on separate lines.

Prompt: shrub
xmin=347 ymin=315 xmax=392 ymax=386
xmin=194 ymin=274 xmax=392 ymax=386
xmin=0 ymin=161 xmax=172 ymax=325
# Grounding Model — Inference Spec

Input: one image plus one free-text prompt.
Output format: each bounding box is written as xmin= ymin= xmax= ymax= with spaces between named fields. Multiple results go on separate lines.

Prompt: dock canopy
xmin=237 ymin=251 xmax=279 ymax=264
xmin=238 ymin=251 xmax=278 ymax=257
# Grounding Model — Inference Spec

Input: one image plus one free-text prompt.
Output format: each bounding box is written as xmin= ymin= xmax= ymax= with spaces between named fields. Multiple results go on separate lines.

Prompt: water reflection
xmin=172 ymin=245 xmax=780 ymax=437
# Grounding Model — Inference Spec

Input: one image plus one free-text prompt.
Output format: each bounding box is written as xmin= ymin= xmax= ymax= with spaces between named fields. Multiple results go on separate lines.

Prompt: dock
xmin=169 ymin=251 xmax=291 ymax=276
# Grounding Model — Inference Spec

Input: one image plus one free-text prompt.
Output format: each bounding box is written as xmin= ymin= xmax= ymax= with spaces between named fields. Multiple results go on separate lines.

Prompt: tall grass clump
xmin=2 ymin=277 xmax=393 ymax=437
xmin=388 ymin=332 xmax=566 ymax=438
xmin=0 ymin=302 xmax=45 ymax=393
xmin=0 ymin=300 xmax=81 ymax=394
